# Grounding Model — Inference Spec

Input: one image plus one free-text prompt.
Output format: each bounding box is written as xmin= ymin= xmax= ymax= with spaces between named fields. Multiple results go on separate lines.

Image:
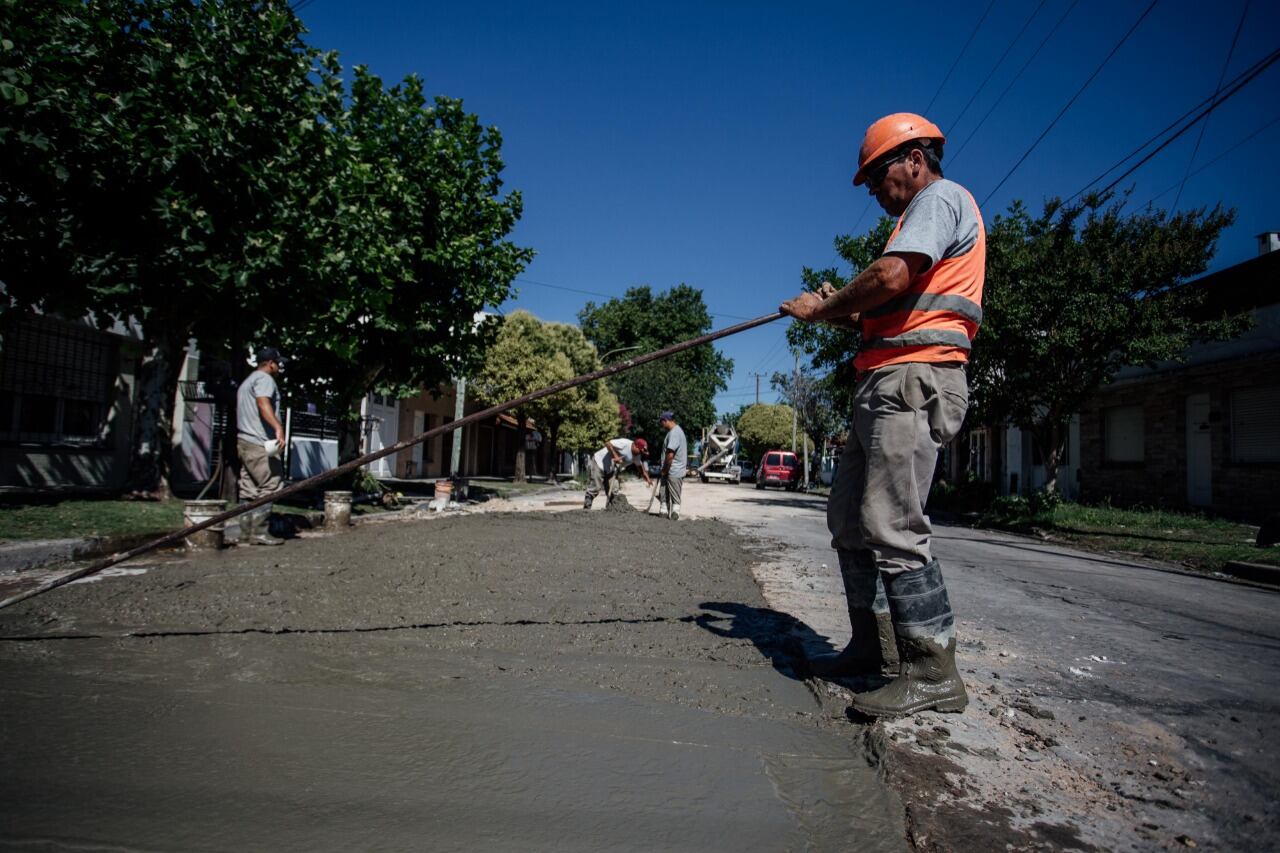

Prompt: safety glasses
xmin=864 ymin=151 xmax=910 ymax=189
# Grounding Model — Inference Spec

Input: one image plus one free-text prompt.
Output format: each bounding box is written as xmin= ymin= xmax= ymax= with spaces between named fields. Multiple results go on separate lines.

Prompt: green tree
xmin=974 ymin=194 xmax=1242 ymax=491
xmin=268 ymin=67 xmax=532 ymax=475
xmin=786 ymin=218 xmax=896 ymax=417
xmin=542 ymin=322 xmax=619 ymax=479
xmin=577 ymin=285 xmax=732 ymax=441
xmin=771 ymin=368 xmax=840 ymax=473
xmin=0 ymin=0 xmax=332 ymax=496
xmin=474 ymin=311 xmax=572 ymax=482
xmin=736 ymin=403 xmax=811 ymax=462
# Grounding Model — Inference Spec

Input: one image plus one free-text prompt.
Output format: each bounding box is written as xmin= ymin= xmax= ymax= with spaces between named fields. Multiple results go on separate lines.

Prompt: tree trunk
xmin=1035 ymin=420 xmax=1068 ymax=494
xmin=513 ymin=408 xmax=528 ymax=483
xmin=125 ymin=331 xmax=188 ymax=499
xmin=334 ymin=402 xmax=364 ymax=492
xmin=547 ymin=421 xmax=561 ymax=483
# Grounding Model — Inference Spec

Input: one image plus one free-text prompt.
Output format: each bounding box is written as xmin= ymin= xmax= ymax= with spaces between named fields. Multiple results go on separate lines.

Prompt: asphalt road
xmin=630 ymin=477 xmax=1280 ymax=851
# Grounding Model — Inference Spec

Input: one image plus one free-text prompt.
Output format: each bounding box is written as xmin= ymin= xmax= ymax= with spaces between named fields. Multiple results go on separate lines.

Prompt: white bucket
xmin=324 ymin=490 xmax=353 ymax=530
xmin=183 ymin=500 xmax=227 ymax=549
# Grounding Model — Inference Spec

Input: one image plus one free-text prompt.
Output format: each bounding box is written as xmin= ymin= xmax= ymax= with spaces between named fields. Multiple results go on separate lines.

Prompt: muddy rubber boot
xmin=851 ymin=561 xmax=967 ymax=717
xmin=669 ymin=502 xmax=680 ymax=521
xmin=234 ymin=503 xmax=253 ymax=544
xmin=873 ymin=579 xmax=900 ymax=671
xmin=808 ymin=550 xmax=889 ymax=679
xmin=583 ymin=494 xmax=593 ymax=510
xmin=249 ymin=507 xmax=285 ymax=546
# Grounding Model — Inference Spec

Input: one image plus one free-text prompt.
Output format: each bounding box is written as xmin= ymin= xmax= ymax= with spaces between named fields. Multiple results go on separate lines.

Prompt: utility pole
xmin=790 ymin=353 xmax=798 ymax=454
xmin=752 ymin=372 xmax=764 ymax=404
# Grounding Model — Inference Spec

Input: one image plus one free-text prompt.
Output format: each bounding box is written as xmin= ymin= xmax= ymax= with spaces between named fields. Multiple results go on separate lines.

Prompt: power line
xmin=980 ymin=0 xmax=1161 ymax=208
xmin=1142 ymin=112 xmax=1280 ymax=205
xmin=947 ymin=0 xmax=1048 ymax=134
xmin=949 ymin=0 xmax=1082 ymax=167
xmin=1064 ymin=45 xmax=1280 ymax=203
xmin=1092 ymin=46 xmax=1280 ymax=198
xmin=924 ymin=0 xmax=999 ymax=116
xmin=1171 ymin=0 xmax=1251 ymax=212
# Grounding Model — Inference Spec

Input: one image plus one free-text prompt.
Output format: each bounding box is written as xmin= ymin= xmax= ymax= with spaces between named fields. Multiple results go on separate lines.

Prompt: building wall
xmin=1079 ymin=351 xmax=1280 ymax=520
xmin=0 ymin=316 xmax=142 ymax=492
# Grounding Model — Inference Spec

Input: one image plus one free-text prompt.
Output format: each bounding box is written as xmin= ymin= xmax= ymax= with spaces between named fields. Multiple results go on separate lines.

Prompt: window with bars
xmin=0 ymin=316 xmax=117 ymax=446
xmin=1231 ymin=386 xmax=1280 ymax=463
xmin=1103 ymin=405 xmax=1144 ymax=464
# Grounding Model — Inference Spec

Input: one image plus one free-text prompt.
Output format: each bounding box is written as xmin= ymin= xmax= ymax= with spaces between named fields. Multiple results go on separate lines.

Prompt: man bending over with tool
xmin=657 ymin=411 xmax=687 ymax=520
xmin=584 ymin=437 xmax=651 ymax=509
xmin=781 ymin=113 xmax=983 ymax=718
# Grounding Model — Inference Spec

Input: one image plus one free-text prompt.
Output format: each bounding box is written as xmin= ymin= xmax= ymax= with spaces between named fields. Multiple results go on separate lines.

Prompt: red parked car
xmin=755 ymin=450 xmax=800 ymax=490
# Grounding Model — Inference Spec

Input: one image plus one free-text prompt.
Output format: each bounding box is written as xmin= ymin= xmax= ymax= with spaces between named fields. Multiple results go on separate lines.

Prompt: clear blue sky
xmin=297 ymin=0 xmax=1279 ymax=415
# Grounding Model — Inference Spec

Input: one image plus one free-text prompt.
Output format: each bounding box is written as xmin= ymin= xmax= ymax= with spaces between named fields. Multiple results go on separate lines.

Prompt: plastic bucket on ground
xmin=183 ymin=500 xmax=227 ymax=550
xmin=434 ymin=480 xmax=454 ymax=502
xmin=324 ymin=491 xmax=353 ymax=530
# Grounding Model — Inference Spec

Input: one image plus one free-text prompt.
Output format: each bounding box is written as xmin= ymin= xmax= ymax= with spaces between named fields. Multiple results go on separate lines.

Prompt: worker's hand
xmin=275 ymin=427 xmax=285 ymax=444
xmin=818 ymin=281 xmax=839 ymax=298
xmin=780 ymin=291 xmax=826 ymax=322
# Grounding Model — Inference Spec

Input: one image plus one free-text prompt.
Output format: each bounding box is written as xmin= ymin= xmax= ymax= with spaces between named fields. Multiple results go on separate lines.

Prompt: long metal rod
xmin=0 ymin=312 xmax=784 ymax=611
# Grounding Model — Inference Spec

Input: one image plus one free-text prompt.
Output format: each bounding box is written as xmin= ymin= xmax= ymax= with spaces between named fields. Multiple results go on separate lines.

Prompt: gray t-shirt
xmin=663 ymin=425 xmax=687 ymax=478
xmin=237 ymin=370 xmax=279 ymax=445
xmin=884 ymin=178 xmax=981 ymax=270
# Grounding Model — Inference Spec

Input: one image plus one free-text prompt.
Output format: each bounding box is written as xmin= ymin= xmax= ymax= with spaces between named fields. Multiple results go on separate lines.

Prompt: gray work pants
xmin=828 ymin=362 xmax=968 ymax=575
xmin=585 ymin=456 xmax=612 ymax=505
xmin=237 ymin=439 xmax=283 ymax=502
xmin=660 ymin=472 xmax=683 ymax=509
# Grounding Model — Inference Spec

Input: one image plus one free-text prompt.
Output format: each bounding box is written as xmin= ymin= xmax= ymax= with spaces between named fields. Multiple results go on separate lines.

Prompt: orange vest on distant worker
xmin=854 ymin=187 xmax=985 ymax=373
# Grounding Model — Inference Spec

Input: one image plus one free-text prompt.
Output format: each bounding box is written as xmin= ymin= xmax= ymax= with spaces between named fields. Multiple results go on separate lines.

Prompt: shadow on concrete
xmin=695 ymin=601 xmax=819 ymax=681
xmin=695 ymin=600 xmax=889 ymax=696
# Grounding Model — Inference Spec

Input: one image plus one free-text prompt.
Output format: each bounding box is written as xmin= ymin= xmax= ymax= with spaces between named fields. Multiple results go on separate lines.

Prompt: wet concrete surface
xmin=647 ymin=479 xmax=1280 ymax=852
xmin=0 ymin=510 xmax=905 ymax=852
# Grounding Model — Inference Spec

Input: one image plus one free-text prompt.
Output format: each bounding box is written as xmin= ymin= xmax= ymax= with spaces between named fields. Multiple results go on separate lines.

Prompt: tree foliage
xmin=736 ymin=403 xmax=811 ymax=461
xmin=266 ymin=67 xmax=532 ymax=471
xmin=786 ymin=218 xmax=896 ymax=416
xmin=0 ymin=0 xmax=531 ymax=493
xmin=544 ymin=321 xmax=620 ymax=469
xmin=1 ymin=0 xmax=330 ymax=494
xmin=974 ymin=193 xmax=1242 ymax=490
xmin=473 ymin=311 xmax=572 ymax=482
xmin=577 ymin=285 xmax=732 ymax=441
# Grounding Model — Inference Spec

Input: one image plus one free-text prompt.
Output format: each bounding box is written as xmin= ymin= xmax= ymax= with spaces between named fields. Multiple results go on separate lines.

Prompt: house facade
xmin=973 ymin=241 xmax=1279 ymax=520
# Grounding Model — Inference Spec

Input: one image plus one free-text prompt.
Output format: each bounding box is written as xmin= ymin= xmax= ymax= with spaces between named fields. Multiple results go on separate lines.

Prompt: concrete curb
xmin=1221 ymin=560 xmax=1280 ymax=586
xmin=0 ymin=533 xmax=161 ymax=574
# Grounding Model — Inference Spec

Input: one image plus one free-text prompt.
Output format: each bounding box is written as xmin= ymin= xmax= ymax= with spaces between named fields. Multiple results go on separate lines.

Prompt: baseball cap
xmin=659 ymin=410 xmax=675 ymax=422
xmin=632 ymin=438 xmax=649 ymax=457
xmin=255 ymin=346 xmax=286 ymax=367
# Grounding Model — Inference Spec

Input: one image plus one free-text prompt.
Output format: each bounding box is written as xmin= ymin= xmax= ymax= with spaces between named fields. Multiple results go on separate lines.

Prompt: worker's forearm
xmin=814 ymin=257 xmax=909 ymax=320
xmin=257 ymin=399 xmax=283 ymax=436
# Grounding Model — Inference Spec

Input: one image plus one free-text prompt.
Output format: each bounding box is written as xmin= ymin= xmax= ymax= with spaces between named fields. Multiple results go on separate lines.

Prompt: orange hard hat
xmin=853 ymin=113 xmax=946 ymax=186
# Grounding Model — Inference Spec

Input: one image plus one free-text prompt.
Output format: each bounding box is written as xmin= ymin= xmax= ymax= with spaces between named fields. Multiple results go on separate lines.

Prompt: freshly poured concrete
xmin=0 ymin=511 xmax=905 ymax=852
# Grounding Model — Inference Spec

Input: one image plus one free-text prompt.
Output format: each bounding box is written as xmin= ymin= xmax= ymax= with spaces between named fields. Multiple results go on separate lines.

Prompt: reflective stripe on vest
xmin=855 ymin=186 xmax=986 ymax=373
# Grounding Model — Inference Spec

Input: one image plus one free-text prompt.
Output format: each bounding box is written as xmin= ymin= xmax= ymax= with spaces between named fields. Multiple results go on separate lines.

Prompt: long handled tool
xmin=0 ymin=312 xmax=784 ymax=610
xmin=644 ymin=477 xmax=661 ymax=515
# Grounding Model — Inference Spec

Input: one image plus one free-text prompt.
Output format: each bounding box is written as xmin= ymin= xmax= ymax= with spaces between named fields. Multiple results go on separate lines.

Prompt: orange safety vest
xmin=855 ymin=187 xmax=985 ymax=373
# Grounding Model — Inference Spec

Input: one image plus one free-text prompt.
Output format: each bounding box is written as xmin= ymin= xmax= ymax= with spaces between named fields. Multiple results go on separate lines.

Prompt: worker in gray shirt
xmin=658 ymin=410 xmax=687 ymax=521
xmin=235 ymin=346 xmax=287 ymax=546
